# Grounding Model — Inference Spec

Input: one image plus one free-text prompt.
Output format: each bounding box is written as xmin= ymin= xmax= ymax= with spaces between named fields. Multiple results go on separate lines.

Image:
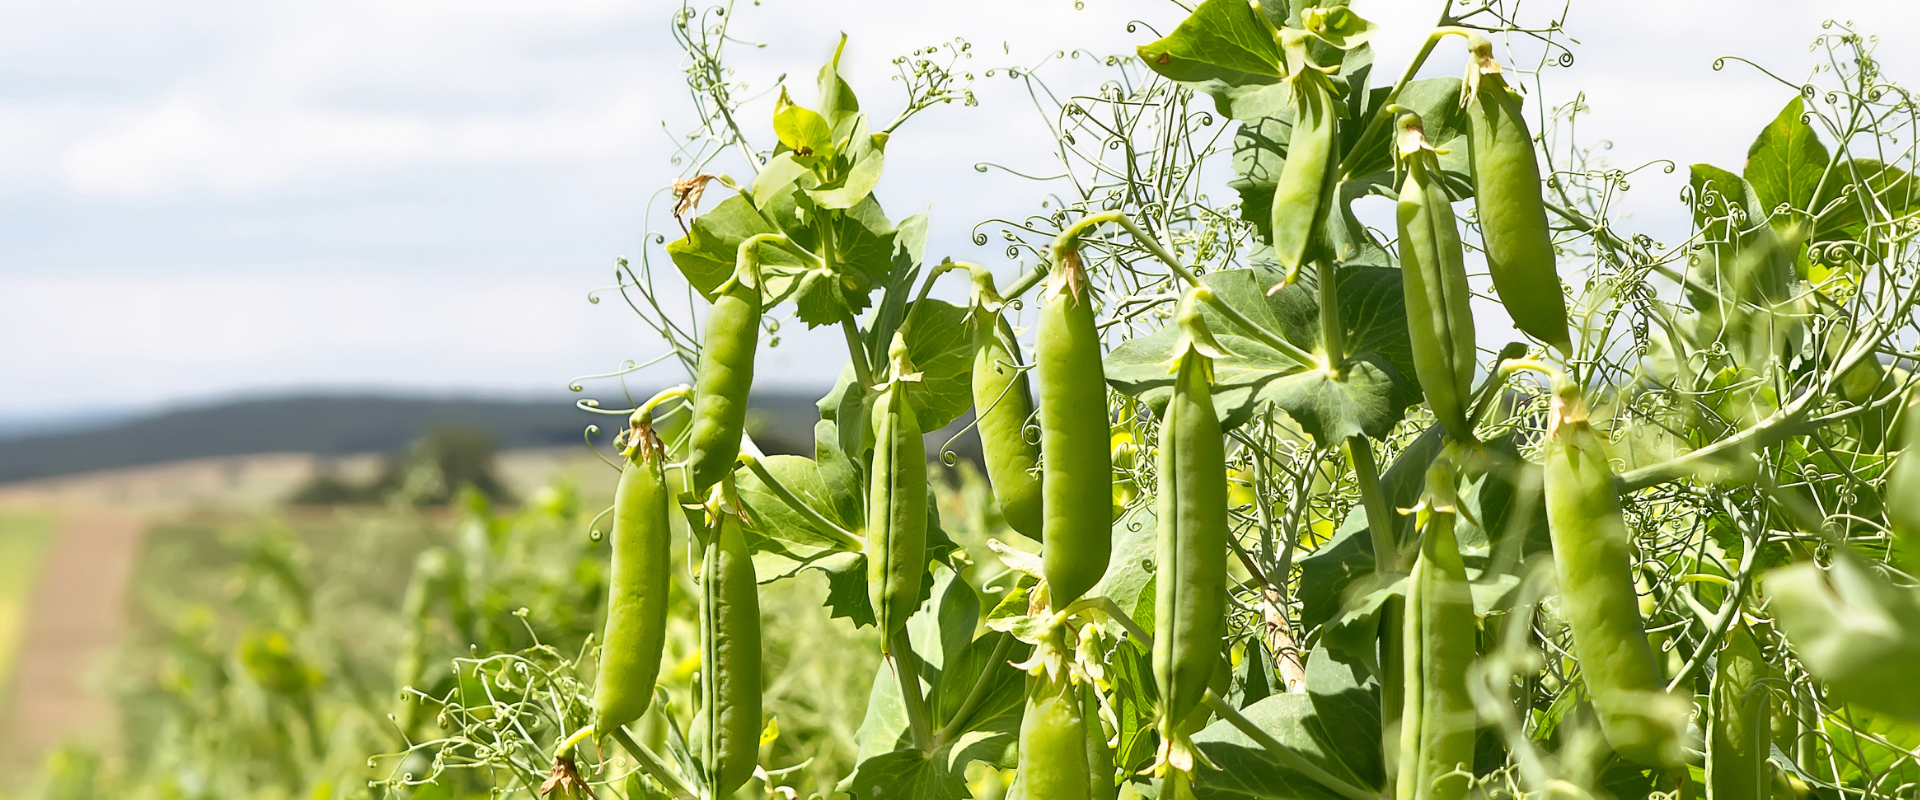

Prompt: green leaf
xmin=931 ymin=633 xmax=1028 ymax=736
xmin=1813 ymin=158 xmax=1920 ymax=240
xmin=1189 ymin=694 xmax=1376 ymax=799
xmin=735 ymin=454 xmax=859 ymax=550
xmin=817 ymin=33 xmax=861 ymax=136
xmin=1744 ymin=95 xmax=1830 ymax=219
xmin=814 ymin=550 xmax=877 ymax=627
xmin=664 ymin=194 xmax=777 ymax=298
xmin=1137 ymin=0 xmax=1284 ymax=94
xmin=1091 ymin=502 xmax=1159 ymax=621
xmin=1766 ymin=547 xmax=1920 ymax=722
xmin=811 ymin=128 xmax=888 ymax=210
xmin=898 ymin=299 xmax=976 ymax=430
xmin=774 ymin=87 xmax=836 ymax=167
xmin=1301 ymin=5 xmax=1375 ymax=49
xmin=1104 ymin=268 xmax=1415 ymax=446
xmin=840 ymin=748 xmax=969 ymax=800
xmin=1303 ymin=647 xmax=1382 ymax=786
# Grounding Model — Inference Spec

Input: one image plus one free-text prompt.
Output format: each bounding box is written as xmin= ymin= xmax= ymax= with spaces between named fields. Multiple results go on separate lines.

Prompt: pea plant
xmin=385 ymin=0 xmax=1920 ymax=798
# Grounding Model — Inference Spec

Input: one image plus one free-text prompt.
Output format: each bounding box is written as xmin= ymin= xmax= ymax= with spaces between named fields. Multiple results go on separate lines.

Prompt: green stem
xmin=1316 ymin=259 xmax=1347 ymax=373
xmin=611 ymin=727 xmax=699 ymax=800
xmin=842 ymin=317 xmax=874 ymax=388
xmin=556 ymin=725 xmax=595 ymax=758
xmin=932 ymin=633 xmax=1016 ymax=746
xmin=890 ymin=629 xmax=936 ymax=751
xmin=1339 ymin=24 xmax=1472 ymax=179
xmin=735 ymin=454 xmax=863 ymax=550
xmin=1200 ymin=691 xmax=1381 ymax=800
xmin=1347 ymin=440 xmax=1399 ymax=573
xmin=1662 ymin=524 xmax=1765 ymax=693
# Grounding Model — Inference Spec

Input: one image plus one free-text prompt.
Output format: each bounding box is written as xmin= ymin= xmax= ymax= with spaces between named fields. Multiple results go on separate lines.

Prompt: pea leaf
xmin=1813 ymin=158 xmax=1920 ymax=241
xmin=664 ymin=193 xmax=775 ymax=298
xmin=774 ymin=87 xmax=835 ymax=167
xmin=839 ymin=749 xmax=969 ymax=800
xmin=1766 ymin=547 xmax=1920 ymax=722
xmin=898 ymin=299 xmax=976 ymax=430
xmin=1744 ymin=95 xmax=1830 ymax=219
xmin=1091 ymin=502 xmax=1159 ymax=621
xmin=1103 ymin=268 xmax=1416 ymax=446
xmin=1136 ymin=0 xmax=1284 ymax=90
xmin=817 ymin=33 xmax=861 ymax=138
xmin=1189 ymin=693 xmax=1379 ymax=799
xmin=735 ymin=454 xmax=858 ymax=554
xmin=811 ymin=116 xmax=888 ymax=210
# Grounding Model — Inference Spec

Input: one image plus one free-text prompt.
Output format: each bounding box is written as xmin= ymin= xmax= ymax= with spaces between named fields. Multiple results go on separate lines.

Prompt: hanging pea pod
xmin=867 ymin=333 xmax=929 ymax=652
xmin=687 ymin=250 xmax=763 ymax=495
xmin=1541 ymin=381 xmax=1689 ymax=766
xmin=1397 ymin=460 xmax=1476 ymax=800
xmin=1884 ymin=392 xmax=1920 ymax=571
xmin=967 ymin=269 xmax=1045 ymax=541
xmin=699 ymin=485 xmax=763 ymax=798
xmin=594 ymin=404 xmax=678 ymax=737
xmin=1270 ymin=30 xmax=1340 ymax=283
xmin=1707 ymin=621 xmax=1772 ymax=799
xmin=1462 ymin=34 xmax=1572 ymax=354
xmin=1392 ymin=108 xmax=1478 ymax=443
xmin=1151 ymin=289 xmax=1231 ymax=780
xmin=1009 ymin=667 xmax=1093 ymax=800
xmin=1036 ymin=246 xmax=1113 ymax=610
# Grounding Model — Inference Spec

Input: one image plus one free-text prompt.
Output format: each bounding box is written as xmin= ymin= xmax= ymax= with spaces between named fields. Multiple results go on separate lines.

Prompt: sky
xmin=1 ymin=0 xmax=1916 ymax=425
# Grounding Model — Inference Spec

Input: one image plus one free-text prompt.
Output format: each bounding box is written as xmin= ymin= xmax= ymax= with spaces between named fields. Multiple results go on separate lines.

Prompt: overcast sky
xmin=1 ymin=0 xmax=1916 ymax=423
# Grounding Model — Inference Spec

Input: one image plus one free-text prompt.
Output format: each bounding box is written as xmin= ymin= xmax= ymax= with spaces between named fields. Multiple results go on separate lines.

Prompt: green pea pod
xmin=1036 ymin=248 xmax=1113 ymax=610
xmin=1008 ymin=670 xmax=1092 ymax=800
xmin=1541 ymin=384 xmax=1688 ymax=766
xmin=1271 ymin=32 xmax=1338 ymax=282
xmin=868 ymin=333 xmax=928 ymax=651
xmin=1084 ymin=681 xmax=1118 ymax=800
xmin=1394 ymin=110 xmax=1478 ymax=443
xmin=1462 ymin=35 xmax=1571 ymax=354
xmin=970 ymin=275 xmax=1044 ymax=541
xmin=1397 ymin=463 xmax=1476 ymax=800
xmin=699 ymin=494 xmax=763 ymax=797
xmin=1152 ymin=293 xmax=1229 ymax=775
xmin=593 ymin=417 xmax=673 ymax=737
xmin=688 ymin=264 xmax=762 ymax=494
xmin=1707 ymin=621 xmax=1771 ymax=798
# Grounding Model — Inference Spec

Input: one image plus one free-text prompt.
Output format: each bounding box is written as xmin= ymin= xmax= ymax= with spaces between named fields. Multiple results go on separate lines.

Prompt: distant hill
xmin=0 ymin=391 xmax=835 ymax=485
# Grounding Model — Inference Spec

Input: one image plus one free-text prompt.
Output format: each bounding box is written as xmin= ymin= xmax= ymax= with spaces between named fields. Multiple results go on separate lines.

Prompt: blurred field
xmin=0 ymin=513 xmax=55 ymax=705
xmin=0 ymin=445 xmax=614 ymax=789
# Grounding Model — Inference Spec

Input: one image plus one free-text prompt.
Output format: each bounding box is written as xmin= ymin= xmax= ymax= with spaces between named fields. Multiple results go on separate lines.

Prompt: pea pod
xmin=1397 ymin=462 xmax=1476 ymax=800
xmin=1462 ymin=34 xmax=1571 ymax=354
xmin=1151 ymin=292 xmax=1229 ymax=776
xmin=1541 ymin=383 xmax=1688 ymax=766
xmin=688 ymin=261 xmax=762 ymax=494
xmin=1707 ymin=621 xmax=1771 ymax=799
xmin=699 ymin=490 xmax=763 ymax=797
xmin=867 ymin=333 xmax=928 ymax=651
xmin=1884 ymin=392 xmax=1920 ymax=570
xmin=1393 ymin=109 xmax=1478 ymax=443
xmin=969 ymin=273 xmax=1044 ymax=541
xmin=1271 ymin=31 xmax=1339 ymax=282
xmin=593 ymin=414 xmax=674 ymax=737
xmin=1036 ymin=247 xmax=1113 ymax=610
xmin=1084 ymin=681 xmax=1118 ymax=800
xmin=1009 ymin=669 xmax=1092 ymax=800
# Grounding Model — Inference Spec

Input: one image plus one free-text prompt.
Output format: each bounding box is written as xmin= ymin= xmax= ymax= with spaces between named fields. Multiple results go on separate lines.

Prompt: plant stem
xmin=890 ymin=628 xmax=936 ymax=751
xmin=842 ymin=317 xmax=874 ymax=388
xmin=932 ymin=632 xmax=1016 ymax=746
xmin=1316 ymin=259 xmax=1347 ymax=373
xmin=1339 ymin=23 xmax=1470 ymax=179
xmin=612 ymin=727 xmax=699 ymax=800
